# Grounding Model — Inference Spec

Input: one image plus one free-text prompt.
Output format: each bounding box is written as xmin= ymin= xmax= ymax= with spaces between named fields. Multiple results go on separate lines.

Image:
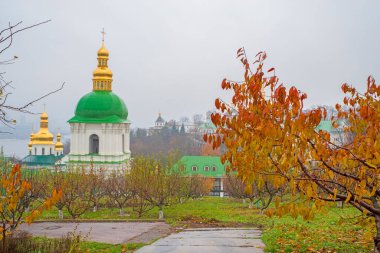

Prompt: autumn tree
xmin=0 ymin=164 xmax=61 ymax=249
xmin=131 ymin=155 xmax=183 ymax=219
xmin=179 ymin=175 xmax=214 ymax=201
xmin=61 ymin=168 xmax=93 ymax=219
xmin=224 ymin=173 xmax=256 ymax=208
xmin=129 ymin=163 xmax=154 ymax=218
xmin=88 ymin=168 xmax=106 ymax=212
xmin=42 ymin=168 xmax=66 ymax=219
xmin=206 ymin=48 xmax=380 ymax=251
xmin=201 ymin=142 xmax=221 ymax=156
xmin=105 ymin=170 xmax=133 ymax=216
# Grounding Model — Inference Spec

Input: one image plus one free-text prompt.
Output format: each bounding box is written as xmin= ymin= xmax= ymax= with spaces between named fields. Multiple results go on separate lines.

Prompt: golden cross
xmin=101 ymin=28 xmax=106 ymax=42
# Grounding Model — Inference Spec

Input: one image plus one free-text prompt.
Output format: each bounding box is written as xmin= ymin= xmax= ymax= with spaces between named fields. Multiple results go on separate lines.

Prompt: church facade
xmin=67 ymin=38 xmax=131 ymax=169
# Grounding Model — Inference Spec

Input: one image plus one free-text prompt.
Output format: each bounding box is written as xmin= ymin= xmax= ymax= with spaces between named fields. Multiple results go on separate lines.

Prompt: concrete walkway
xmin=19 ymin=222 xmax=171 ymax=245
xmin=136 ymin=228 xmax=265 ymax=253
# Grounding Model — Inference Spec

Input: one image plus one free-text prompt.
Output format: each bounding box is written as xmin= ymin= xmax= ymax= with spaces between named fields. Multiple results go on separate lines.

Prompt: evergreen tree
xmin=180 ymin=123 xmax=186 ymax=135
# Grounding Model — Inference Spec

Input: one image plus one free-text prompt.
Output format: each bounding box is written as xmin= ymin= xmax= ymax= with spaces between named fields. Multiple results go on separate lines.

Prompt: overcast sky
xmin=1 ymin=0 xmax=379 ymax=131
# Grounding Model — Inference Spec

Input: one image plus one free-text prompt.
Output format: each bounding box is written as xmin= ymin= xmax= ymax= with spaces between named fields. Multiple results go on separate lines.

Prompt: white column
xmin=220 ymin=178 xmax=224 ymax=198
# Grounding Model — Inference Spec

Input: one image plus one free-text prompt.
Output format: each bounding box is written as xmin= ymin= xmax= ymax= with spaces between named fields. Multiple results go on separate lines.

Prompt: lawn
xmin=34 ymin=197 xmax=374 ymax=252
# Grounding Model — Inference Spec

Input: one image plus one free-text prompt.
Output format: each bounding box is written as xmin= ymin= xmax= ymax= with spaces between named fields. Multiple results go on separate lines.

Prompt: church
xmin=21 ymin=112 xmax=64 ymax=168
xmin=66 ymin=35 xmax=131 ymax=169
xmin=22 ymin=33 xmax=131 ymax=170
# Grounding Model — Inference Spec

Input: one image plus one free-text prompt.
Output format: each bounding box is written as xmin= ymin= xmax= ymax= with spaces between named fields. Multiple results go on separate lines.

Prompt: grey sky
xmin=1 ymin=0 xmax=380 ymax=131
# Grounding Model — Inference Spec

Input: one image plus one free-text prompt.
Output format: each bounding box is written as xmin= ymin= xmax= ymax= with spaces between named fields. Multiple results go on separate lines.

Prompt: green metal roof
xmin=199 ymin=122 xmax=216 ymax=130
xmin=21 ymin=155 xmax=64 ymax=167
xmin=175 ymin=156 xmax=226 ymax=178
xmin=68 ymin=91 xmax=128 ymax=123
xmin=315 ymin=120 xmax=333 ymax=133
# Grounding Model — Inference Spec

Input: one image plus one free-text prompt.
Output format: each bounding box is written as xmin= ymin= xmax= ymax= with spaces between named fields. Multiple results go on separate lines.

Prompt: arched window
xmin=89 ymin=134 xmax=99 ymax=154
xmin=50 ymin=148 xmax=52 ymax=155
xmin=34 ymin=147 xmax=37 ymax=155
xmin=192 ymin=166 xmax=197 ymax=171
xmin=42 ymin=148 xmax=45 ymax=155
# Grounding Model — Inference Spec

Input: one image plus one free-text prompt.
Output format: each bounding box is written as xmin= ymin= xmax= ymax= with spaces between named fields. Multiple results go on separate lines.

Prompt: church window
xmin=204 ymin=166 xmax=209 ymax=171
xmin=50 ymin=148 xmax=52 ymax=154
xmin=34 ymin=147 xmax=37 ymax=155
xmin=29 ymin=150 xmax=31 ymax=155
xmin=89 ymin=134 xmax=99 ymax=154
xmin=212 ymin=166 xmax=216 ymax=172
xmin=42 ymin=148 xmax=45 ymax=155
xmin=192 ymin=166 xmax=197 ymax=171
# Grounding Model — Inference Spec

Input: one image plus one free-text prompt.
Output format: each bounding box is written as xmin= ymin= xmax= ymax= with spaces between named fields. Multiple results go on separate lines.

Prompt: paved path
xmin=136 ymin=228 xmax=265 ymax=253
xmin=19 ymin=222 xmax=171 ymax=245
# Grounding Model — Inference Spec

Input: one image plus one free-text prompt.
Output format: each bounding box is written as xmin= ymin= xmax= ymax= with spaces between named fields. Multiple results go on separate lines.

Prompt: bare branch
xmin=3 ymin=82 xmax=65 ymax=113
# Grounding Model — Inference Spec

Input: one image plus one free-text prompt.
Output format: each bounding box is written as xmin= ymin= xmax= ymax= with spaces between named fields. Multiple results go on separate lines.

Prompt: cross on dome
xmin=101 ymin=28 xmax=106 ymax=42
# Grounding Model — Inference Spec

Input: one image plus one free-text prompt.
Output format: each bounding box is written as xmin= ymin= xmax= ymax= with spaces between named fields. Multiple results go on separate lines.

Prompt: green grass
xmin=35 ymin=197 xmax=374 ymax=252
xmin=32 ymin=237 xmax=146 ymax=253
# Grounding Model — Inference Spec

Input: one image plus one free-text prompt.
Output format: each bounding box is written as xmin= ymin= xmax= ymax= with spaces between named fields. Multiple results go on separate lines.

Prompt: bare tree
xmin=0 ymin=20 xmax=64 ymax=128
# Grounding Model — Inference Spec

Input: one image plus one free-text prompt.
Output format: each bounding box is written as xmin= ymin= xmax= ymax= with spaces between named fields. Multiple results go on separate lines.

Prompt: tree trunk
xmin=2 ymin=222 xmax=6 ymax=251
xmin=58 ymin=209 xmax=63 ymax=219
xmin=119 ymin=208 xmax=125 ymax=216
xmin=158 ymin=205 xmax=164 ymax=220
xmin=249 ymin=201 xmax=253 ymax=209
xmin=374 ymin=214 xmax=380 ymax=253
xmin=242 ymin=199 xmax=246 ymax=204
xmin=93 ymin=205 xmax=97 ymax=212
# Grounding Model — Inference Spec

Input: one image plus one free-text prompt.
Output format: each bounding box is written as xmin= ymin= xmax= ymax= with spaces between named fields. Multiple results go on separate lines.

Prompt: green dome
xmin=68 ymin=91 xmax=128 ymax=123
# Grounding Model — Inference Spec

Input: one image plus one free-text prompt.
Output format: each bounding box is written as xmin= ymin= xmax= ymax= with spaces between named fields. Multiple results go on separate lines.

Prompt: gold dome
xmin=28 ymin=132 xmax=34 ymax=150
xmin=33 ymin=112 xmax=54 ymax=145
xmin=97 ymin=44 xmax=109 ymax=57
xmin=55 ymin=133 xmax=64 ymax=150
xmin=93 ymin=67 xmax=113 ymax=77
xmin=92 ymin=41 xmax=113 ymax=91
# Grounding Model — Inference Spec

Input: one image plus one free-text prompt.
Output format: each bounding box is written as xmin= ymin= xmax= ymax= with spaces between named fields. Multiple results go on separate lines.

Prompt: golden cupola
xmin=92 ymin=37 xmax=113 ymax=91
xmin=33 ymin=112 xmax=54 ymax=145
xmin=55 ymin=133 xmax=64 ymax=151
xmin=28 ymin=132 xmax=34 ymax=150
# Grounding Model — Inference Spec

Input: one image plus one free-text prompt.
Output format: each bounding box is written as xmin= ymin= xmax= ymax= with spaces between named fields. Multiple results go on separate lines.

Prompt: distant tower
xmin=67 ymin=32 xmax=131 ymax=169
xmin=55 ymin=133 xmax=64 ymax=156
xmin=155 ymin=113 xmax=165 ymax=128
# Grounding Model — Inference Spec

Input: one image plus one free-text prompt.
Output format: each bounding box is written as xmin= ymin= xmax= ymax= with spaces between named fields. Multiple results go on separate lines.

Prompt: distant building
xmin=21 ymin=112 xmax=64 ymax=168
xmin=155 ymin=113 xmax=165 ymax=128
xmin=315 ymin=120 xmax=349 ymax=146
xmin=148 ymin=113 xmax=167 ymax=135
xmin=176 ymin=156 xmax=226 ymax=197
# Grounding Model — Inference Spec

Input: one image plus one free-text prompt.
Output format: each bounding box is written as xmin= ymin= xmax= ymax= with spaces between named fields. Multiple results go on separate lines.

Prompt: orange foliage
xmin=0 ymin=164 xmax=62 ymax=243
xmin=207 ymin=48 xmax=380 ymax=249
xmin=201 ymin=143 xmax=221 ymax=156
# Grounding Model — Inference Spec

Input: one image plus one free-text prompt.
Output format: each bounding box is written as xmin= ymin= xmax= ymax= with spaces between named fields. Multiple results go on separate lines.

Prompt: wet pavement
xmin=135 ymin=228 xmax=265 ymax=253
xmin=19 ymin=222 xmax=171 ymax=245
